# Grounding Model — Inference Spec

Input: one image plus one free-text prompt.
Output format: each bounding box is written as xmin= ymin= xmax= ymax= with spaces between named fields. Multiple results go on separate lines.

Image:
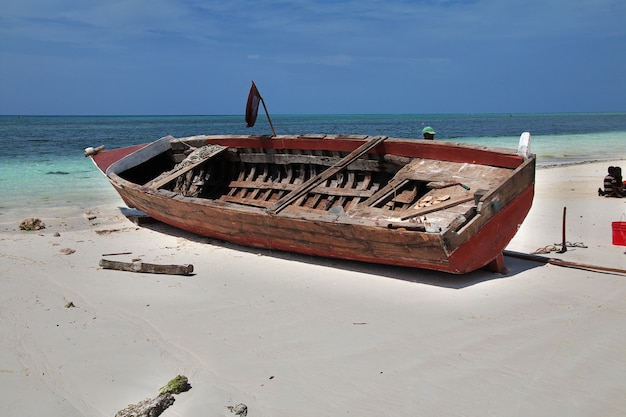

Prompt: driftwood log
xmin=115 ymin=393 xmax=174 ymax=417
xmin=115 ymin=375 xmax=191 ymax=417
xmin=99 ymin=259 xmax=194 ymax=275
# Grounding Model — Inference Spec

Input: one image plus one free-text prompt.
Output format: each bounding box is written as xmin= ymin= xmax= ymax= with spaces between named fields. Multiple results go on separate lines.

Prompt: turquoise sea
xmin=1 ymin=113 xmax=625 ymax=215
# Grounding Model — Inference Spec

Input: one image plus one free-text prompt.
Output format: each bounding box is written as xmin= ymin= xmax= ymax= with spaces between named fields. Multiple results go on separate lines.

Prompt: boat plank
xmin=357 ymin=178 xmax=410 ymax=207
xmin=399 ymin=158 xmax=510 ymax=183
xmin=148 ymin=145 xmax=228 ymax=189
xmin=219 ymin=195 xmax=273 ymax=208
xmin=400 ymin=196 xmax=475 ymax=220
xmin=226 ymin=180 xmax=377 ymax=198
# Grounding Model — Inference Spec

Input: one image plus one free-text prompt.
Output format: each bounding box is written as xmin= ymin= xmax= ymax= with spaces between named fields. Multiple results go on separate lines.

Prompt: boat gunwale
xmin=101 ymin=134 xmax=531 ymax=178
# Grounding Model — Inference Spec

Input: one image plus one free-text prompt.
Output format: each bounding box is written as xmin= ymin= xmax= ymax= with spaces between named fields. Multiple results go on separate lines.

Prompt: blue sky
xmin=1 ymin=0 xmax=625 ymax=115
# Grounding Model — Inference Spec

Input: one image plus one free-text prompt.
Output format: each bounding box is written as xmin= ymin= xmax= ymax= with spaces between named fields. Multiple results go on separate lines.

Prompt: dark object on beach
xmin=88 ymin=131 xmax=535 ymax=274
xmin=99 ymin=259 xmax=194 ymax=275
xmin=19 ymin=218 xmax=45 ymax=231
xmin=602 ymin=166 xmax=625 ymax=197
xmin=227 ymin=403 xmax=248 ymax=416
xmin=94 ymin=229 xmax=121 ymax=235
xmin=126 ymin=213 xmax=159 ymax=226
xmin=115 ymin=375 xmax=190 ymax=417
xmin=557 ymin=206 xmax=568 ymax=253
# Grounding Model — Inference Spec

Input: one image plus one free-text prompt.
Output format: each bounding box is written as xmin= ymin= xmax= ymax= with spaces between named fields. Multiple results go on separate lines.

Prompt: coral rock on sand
xmin=19 ymin=218 xmax=45 ymax=231
xmin=227 ymin=403 xmax=248 ymax=416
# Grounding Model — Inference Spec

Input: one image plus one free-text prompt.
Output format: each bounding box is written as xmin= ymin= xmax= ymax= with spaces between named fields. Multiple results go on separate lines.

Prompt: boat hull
xmin=92 ymin=135 xmax=535 ymax=274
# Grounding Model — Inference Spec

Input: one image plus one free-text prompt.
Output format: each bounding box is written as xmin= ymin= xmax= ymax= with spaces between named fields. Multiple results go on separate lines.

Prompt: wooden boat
xmin=88 ymin=132 xmax=535 ymax=274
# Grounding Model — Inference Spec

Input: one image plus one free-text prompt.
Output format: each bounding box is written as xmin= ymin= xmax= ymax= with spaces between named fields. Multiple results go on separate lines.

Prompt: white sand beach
xmin=1 ymin=160 xmax=625 ymax=417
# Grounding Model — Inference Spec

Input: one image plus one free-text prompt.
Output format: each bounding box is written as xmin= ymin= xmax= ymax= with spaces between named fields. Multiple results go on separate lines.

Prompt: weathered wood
xmin=220 ymin=195 xmax=273 ymax=208
xmin=148 ymin=145 xmax=228 ymax=189
xmin=485 ymin=252 xmax=507 ymax=273
xmin=267 ymin=136 xmax=387 ymax=214
xmin=400 ymin=195 xmax=475 ymax=220
xmin=442 ymin=173 xmax=535 ymax=258
xmin=357 ymin=178 xmax=410 ymax=207
xmin=397 ymin=158 xmax=509 ymax=185
xmin=390 ymin=185 xmax=418 ymax=205
xmin=475 ymin=157 xmax=535 ymax=215
xmin=386 ymin=221 xmax=426 ymax=231
xmin=227 ymin=179 xmax=376 ymax=198
xmin=237 ymin=152 xmax=384 ymax=171
xmin=106 ymin=136 xmax=172 ymax=175
xmin=427 ymin=181 xmax=471 ymax=190
xmin=99 ymin=259 xmax=194 ymax=275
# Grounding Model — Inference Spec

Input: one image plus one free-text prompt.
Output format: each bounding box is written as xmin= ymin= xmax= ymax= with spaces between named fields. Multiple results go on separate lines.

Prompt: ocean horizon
xmin=1 ymin=112 xmax=625 ymax=216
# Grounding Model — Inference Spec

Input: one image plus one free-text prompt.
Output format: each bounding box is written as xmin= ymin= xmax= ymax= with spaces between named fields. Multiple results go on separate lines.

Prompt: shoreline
xmin=537 ymin=157 xmax=626 ymax=169
xmin=1 ymin=160 xmax=625 ymax=416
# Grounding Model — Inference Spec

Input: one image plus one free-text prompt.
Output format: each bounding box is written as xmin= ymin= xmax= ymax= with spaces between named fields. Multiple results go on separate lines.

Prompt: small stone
xmin=227 ymin=403 xmax=248 ymax=416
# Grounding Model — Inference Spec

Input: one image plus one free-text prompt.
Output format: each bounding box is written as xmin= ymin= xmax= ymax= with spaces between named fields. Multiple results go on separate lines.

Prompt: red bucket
xmin=613 ymin=221 xmax=626 ymax=246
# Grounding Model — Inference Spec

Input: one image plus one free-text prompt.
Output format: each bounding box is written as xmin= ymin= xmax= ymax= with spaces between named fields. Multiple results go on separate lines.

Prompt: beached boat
xmin=88 ymin=132 xmax=535 ymax=274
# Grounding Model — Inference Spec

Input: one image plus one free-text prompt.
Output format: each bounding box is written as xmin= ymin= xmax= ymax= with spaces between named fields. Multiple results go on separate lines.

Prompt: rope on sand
xmin=532 ymin=241 xmax=588 ymax=254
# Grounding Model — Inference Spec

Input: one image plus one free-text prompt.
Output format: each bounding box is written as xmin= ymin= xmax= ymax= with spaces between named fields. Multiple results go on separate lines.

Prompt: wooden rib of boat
xmin=89 ymin=133 xmax=535 ymax=274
